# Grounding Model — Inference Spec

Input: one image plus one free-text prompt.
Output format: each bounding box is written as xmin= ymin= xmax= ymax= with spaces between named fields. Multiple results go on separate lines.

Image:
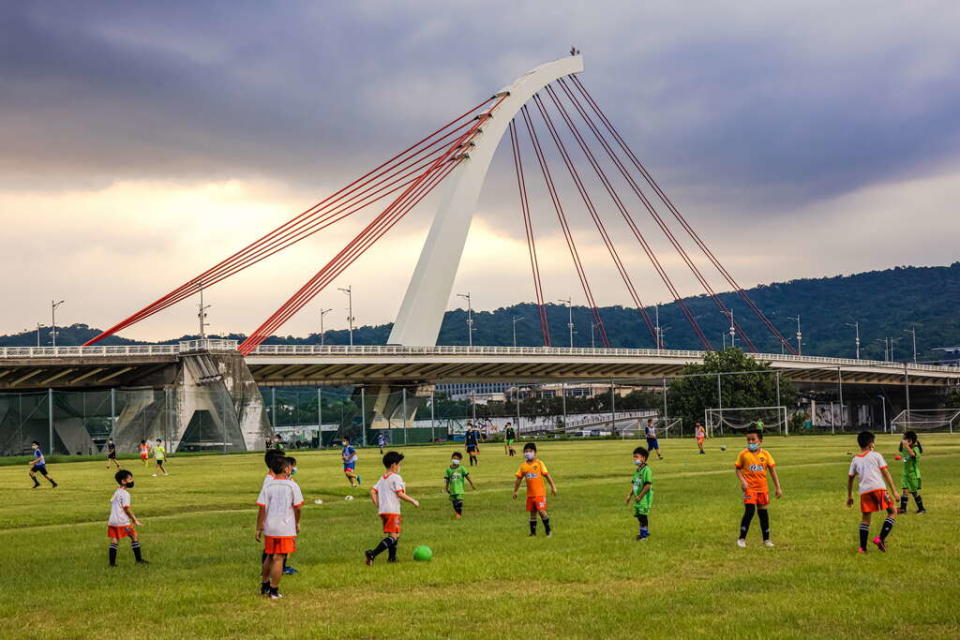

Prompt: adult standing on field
xmin=645 ymin=419 xmax=663 ymax=460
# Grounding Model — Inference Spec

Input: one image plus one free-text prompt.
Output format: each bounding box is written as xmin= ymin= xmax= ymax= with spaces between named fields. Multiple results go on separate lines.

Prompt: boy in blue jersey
xmin=28 ymin=441 xmax=58 ymax=488
xmin=342 ymin=439 xmax=361 ymax=487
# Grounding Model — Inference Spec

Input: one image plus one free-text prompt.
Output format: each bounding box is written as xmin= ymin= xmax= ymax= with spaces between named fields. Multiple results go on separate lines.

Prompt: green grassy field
xmin=1 ymin=434 xmax=958 ymax=639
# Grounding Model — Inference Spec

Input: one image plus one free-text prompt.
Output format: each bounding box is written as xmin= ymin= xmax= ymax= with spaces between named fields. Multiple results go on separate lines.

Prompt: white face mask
xmin=524 ymin=451 xmax=535 ymax=461
xmin=451 ymin=459 xmax=460 ymax=466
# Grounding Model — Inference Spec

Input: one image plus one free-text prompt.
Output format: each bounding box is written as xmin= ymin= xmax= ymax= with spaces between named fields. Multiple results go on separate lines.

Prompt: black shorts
xmin=466 ymin=444 xmax=478 ymax=452
xmin=156 ymin=459 xmax=165 ymax=466
xmin=31 ymin=465 xmax=48 ymax=476
xmin=108 ymin=452 xmax=117 ymax=459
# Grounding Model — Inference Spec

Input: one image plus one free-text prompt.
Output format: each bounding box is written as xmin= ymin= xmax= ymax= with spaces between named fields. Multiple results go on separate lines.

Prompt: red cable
xmin=542 ymin=84 xmax=712 ymax=350
xmin=519 ymin=104 xmax=609 ymax=348
xmin=568 ymin=76 xmax=795 ymax=354
xmin=533 ymin=91 xmax=660 ymax=348
xmin=508 ymin=120 xmax=552 ymax=347
xmin=84 ymin=97 xmax=495 ymax=345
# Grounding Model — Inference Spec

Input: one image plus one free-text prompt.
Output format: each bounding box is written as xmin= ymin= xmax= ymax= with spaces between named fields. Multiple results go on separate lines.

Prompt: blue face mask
xmin=747 ymin=443 xmax=760 ymax=452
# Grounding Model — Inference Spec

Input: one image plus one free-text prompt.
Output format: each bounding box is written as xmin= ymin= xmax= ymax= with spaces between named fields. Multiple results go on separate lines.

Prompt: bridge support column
xmin=357 ymin=383 xmax=433 ymax=446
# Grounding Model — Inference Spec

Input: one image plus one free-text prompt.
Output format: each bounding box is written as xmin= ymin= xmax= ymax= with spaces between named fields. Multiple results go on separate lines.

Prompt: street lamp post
xmin=36 ymin=322 xmax=45 ymax=348
xmin=904 ymin=326 xmax=918 ymax=363
xmin=319 ymin=308 xmax=333 ymax=346
xmin=456 ymin=292 xmax=474 ymax=347
xmin=558 ymin=297 xmax=573 ymax=348
xmin=789 ymin=315 xmax=802 ymax=355
xmin=876 ymin=337 xmax=889 ymax=362
xmin=846 ymin=321 xmax=860 ymax=359
xmin=512 ymin=316 xmax=524 ymax=348
xmin=50 ymin=299 xmax=64 ymax=347
xmin=723 ymin=310 xmax=735 ymax=348
xmin=337 ymin=286 xmax=355 ymax=346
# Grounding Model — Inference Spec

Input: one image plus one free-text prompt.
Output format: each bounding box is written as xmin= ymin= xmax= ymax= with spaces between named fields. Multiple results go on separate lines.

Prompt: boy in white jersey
xmin=365 ymin=451 xmax=420 ymax=565
xmin=847 ymin=431 xmax=900 ymax=553
xmin=107 ymin=469 xmax=146 ymax=566
xmin=256 ymin=456 xmax=304 ymax=598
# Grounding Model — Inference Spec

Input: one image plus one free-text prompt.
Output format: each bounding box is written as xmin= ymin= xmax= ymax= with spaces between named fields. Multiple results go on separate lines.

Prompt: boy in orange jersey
xmin=847 ymin=431 xmax=899 ymax=553
xmin=734 ymin=428 xmax=782 ymax=547
xmin=512 ymin=442 xmax=558 ymax=537
xmin=138 ymin=440 xmax=150 ymax=467
xmin=694 ymin=422 xmax=706 ymax=455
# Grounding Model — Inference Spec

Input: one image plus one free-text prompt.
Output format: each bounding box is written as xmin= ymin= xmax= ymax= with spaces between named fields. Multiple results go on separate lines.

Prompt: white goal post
xmin=705 ymin=406 xmax=789 ymax=436
xmin=890 ymin=409 xmax=959 ymax=433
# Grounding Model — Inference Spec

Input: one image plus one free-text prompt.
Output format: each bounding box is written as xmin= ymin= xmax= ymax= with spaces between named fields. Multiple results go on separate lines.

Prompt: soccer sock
xmin=453 ymin=499 xmax=463 ymax=515
xmin=637 ymin=514 xmax=649 ymax=536
xmin=858 ymin=523 xmax=869 ymax=549
xmin=371 ymin=536 xmax=391 ymax=558
xmin=899 ymin=493 xmax=909 ymax=511
xmin=913 ymin=493 xmax=925 ymax=511
xmin=880 ymin=517 xmax=895 ymax=541
xmin=131 ymin=541 xmax=143 ymax=562
xmin=739 ymin=504 xmax=756 ymax=539
xmin=758 ymin=509 xmax=771 ymax=541
xmin=387 ymin=537 xmax=398 ymax=561
xmin=109 ymin=543 xmax=118 ymax=566
xmin=529 ymin=518 xmax=537 ymax=535
xmin=541 ymin=515 xmax=551 ymax=535
xmin=32 ymin=477 xmax=40 ymax=487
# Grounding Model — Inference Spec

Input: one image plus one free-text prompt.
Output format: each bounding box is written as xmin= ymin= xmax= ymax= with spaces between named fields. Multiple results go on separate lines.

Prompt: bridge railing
xmin=0 ymin=344 xmax=181 ymax=358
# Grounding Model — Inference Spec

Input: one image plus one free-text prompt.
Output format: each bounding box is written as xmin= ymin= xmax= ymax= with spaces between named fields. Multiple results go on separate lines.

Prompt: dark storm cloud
xmin=2 ymin=0 xmax=959 ymax=214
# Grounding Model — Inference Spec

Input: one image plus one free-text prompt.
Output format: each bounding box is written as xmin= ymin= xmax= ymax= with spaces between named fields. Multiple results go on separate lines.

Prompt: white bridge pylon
xmin=388 ymin=55 xmax=585 ymax=347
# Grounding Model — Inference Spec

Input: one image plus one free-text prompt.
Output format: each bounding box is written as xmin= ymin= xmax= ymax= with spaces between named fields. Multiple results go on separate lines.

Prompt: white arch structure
xmin=388 ymin=55 xmax=584 ymax=346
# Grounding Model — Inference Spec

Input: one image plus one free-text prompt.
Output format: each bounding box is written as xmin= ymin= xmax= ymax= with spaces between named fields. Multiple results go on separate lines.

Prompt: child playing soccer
xmin=504 ymin=422 xmax=517 ymax=457
xmin=342 ymin=439 xmax=361 ymax=487
xmin=465 ymin=424 xmax=480 ymax=466
xmin=734 ymin=428 xmax=782 ymax=547
xmin=105 ymin=439 xmax=120 ymax=469
xmin=444 ymin=452 xmax=476 ymax=518
xmin=365 ymin=451 xmax=420 ymax=565
xmin=108 ymin=469 xmax=146 ymax=566
xmin=625 ymin=446 xmax=653 ymax=540
xmin=847 ymin=431 xmax=899 ymax=552
xmin=138 ymin=440 xmax=150 ymax=467
xmin=256 ymin=455 xmax=304 ymax=598
xmin=28 ymin=441 xmax=58 ymax=488
xmin=151 ymin=439 xmax=169 ymax=476
xmin=513 ymin=442 xmax=558 ymax=537
xmin=897 ymin=430 xmax=925 ymax=514
xmin=260 ymin=449 xmax=298 ymax=575
xmin=695 ymin=422 xmax=706 ymax=455
xmin=644 ymin=418 xmax=664 ymax=460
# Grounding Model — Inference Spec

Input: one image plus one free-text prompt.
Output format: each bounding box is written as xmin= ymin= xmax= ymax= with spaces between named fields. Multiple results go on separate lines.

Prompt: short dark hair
xmin=269 ymin=455 xmax=291 ymax=476
xmin=745 ymin=428 xmax=763 ymax=440
xmin=903 ymin=430 xmax=922 ymax=453
xmin=857 ymin=431 xmax=875 ymax=449
xmin=505 ymin=422 xmax=511 ymax=426
xmin=156 ymin=439 xmax=162 ymax=443
xmin=383 ymin=451 xmax=404 ymax=468
xmin=31 ymin=440 xmax=41 ymax=446
xmin=140 ymin=440 xmax=146 ymax=444
xmin=451 ymin=451 xmax=463 ymax=459
xmin=523 ymin=442 xmax=537 ymax=452
xmin=633 ymin=446 xmax=649 ymax=458
xmin=285 ymin=456 xmax=297 ymax=467
xmin=115 ymin=469 xmax=133 ymax=485
xmin=264 ymin=448 xmax=285 ymax=467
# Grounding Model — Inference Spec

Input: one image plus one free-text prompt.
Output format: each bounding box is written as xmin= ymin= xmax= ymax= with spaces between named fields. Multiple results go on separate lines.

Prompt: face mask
xmin=633 ymin=459 xmax=644 ymax=466
xmin=290 ymin=467 xmax=298 ymax=476
xmin=125 ymin=482 xmax=135 ymax=489
xmin=747 ymin=443 xmax=760 ymax=452
xmin=451 ymin=459 xmax=460 ymax=466
xmin=524 ymin=451 xmax=535 ymax=461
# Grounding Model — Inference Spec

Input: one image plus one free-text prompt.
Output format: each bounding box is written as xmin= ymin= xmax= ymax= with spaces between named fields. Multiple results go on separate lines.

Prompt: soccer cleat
xmin=356 ymin=475 xmax=362 ymax=486
xmin=872 ymin=536 xmax=887 ymax=552
xmin=260 ymin=582 xmax=270 ymax=595
xmin=51 ymin=482 xmax=58 ymax=488
xmin=269 ymin=592 xmax=283 ymax=600
xmin=364 ymin=550 xmax=375 ymax=566
xmin=454 ymin=513 xmax=462 ymax=519
xmin=529 ymin=531 xmax=536 ymax=537
xmin=896 ymin=508 xmax=906 ymax=515
xmin=387 ymin=557 xmax=398 ymax=563
xmin=736 ymin=539 xmax=747 ymax=548
xmin=763 ymin=540 xmax=775 ymax=547
xmin=136 ymin=559 xmax=150 ymax=564
xmin=857 ymin=547 xmax=866 ymax=554
xmin=151 ymin=474 xmax=158 ymax=477
xmin=545 ymin=531 xmax=552 ymax=537
xmin=916 ymin=509 xmax=926 ymax=515
xmin=282 ymin=566 xmax=298 ymax=574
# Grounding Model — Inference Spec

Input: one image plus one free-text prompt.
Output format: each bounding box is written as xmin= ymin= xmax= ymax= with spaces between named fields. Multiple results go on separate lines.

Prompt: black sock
xmin=371 ymin=536 xmax=392 ymax=558
xmin=899 ymin=494 xmax=909 ymax=511
xmin=739 ymin=504 xmax=756 ymax=539
xmin=637 ymin=514 xmax=649 ymax=535
xmin=758 ymin=509 xmax=770 ymax=541
xmin=880 ymin=517 xmax=895 ymax=541
xmin=283 ymin=556 xmax=288 ymax=569
xmin=859 ymin=523 xmax=869 ymax=549
xmin=32 ymin=477 xmax=40 ymax=487
xmin=529 ymin=518 xmax=537 ymax=535
xmin=453 ymin=499 xmax=463 ymax=515
xmin=109 ymin=543 xmax=118 ymax=566
xmin=131 ymin=541 xmax=143 ymax=562
xmin=269 ymin=586 xmax=279 ymax=596
xmin=541 ymin=515 xmax=551 ymax=535
xmin=387 ymin=537 xmax=398 ymax=561
xmin=913 ymin=493 xmax=925 ymax=511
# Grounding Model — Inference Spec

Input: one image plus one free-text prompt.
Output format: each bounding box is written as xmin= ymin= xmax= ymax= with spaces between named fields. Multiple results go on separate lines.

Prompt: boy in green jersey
xmin=504 ymin=422 xmax=517 ymax=457
xmin=897 ymin=430 xmax=925 ymax=514
xmin=151 ymin=439 xmax=169 ymax=477
xmin=444 ymin=452 xmax=476 ymax=518
xmin=624 ymin=446 xmax=653 ymax=540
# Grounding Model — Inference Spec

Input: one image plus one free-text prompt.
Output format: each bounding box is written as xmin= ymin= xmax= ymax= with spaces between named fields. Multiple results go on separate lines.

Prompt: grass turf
xmin=1 ymin=434 xmax=958 ymax=639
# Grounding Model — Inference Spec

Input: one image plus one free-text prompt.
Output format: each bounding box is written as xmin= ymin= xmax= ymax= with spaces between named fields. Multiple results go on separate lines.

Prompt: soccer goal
xmin=705 ymin=406 xmax=789 ymax=436
xmin=890 ymin=409 xmax=960 ymax=433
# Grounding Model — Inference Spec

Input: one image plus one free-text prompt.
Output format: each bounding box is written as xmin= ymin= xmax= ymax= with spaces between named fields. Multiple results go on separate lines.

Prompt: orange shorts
xmin=525 ymin=495 xmax=547 ymax=512
xmin=107 ymin=524 xmax=136 ymax=539
xmin=140 ymin=454 xmax=148 ymax=460
xmin=860 ymin=489 xmax=893 ymax=513
xmin=743 ymin=491 xmax=770 ymax=506
xmin=380 ymin=513 xmax=402 ymax=534
xmin=696 ymin=437 xmax=705 ymax=444
xmin=264 ymin=535 xmax=296 ymax=555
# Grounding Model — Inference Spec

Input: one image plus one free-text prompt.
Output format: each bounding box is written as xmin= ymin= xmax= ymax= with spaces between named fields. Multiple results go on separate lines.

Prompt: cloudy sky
xmin=2 ymin=1 xmax=959 ymax=342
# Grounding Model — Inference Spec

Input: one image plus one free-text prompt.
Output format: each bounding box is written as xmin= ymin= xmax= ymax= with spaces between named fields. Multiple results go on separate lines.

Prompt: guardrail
xmin=0 ymin=339 xmax=238 ymax=359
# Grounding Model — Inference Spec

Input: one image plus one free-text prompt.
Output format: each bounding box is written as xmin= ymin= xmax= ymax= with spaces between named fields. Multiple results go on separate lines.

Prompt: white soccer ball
xmin=344 ymin=495 xmax=354 ymax=501
xmin=314 ymin=499 xmax=324 ymax=505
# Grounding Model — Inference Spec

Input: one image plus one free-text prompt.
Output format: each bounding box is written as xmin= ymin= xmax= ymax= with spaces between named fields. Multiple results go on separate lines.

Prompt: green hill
xmin=4 ymin=263 xmax=959 ymax=362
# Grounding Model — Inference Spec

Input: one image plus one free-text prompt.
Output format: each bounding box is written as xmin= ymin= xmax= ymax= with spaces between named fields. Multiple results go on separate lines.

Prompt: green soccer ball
xmin=412 ymin=545 xmax=433 ymax=562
